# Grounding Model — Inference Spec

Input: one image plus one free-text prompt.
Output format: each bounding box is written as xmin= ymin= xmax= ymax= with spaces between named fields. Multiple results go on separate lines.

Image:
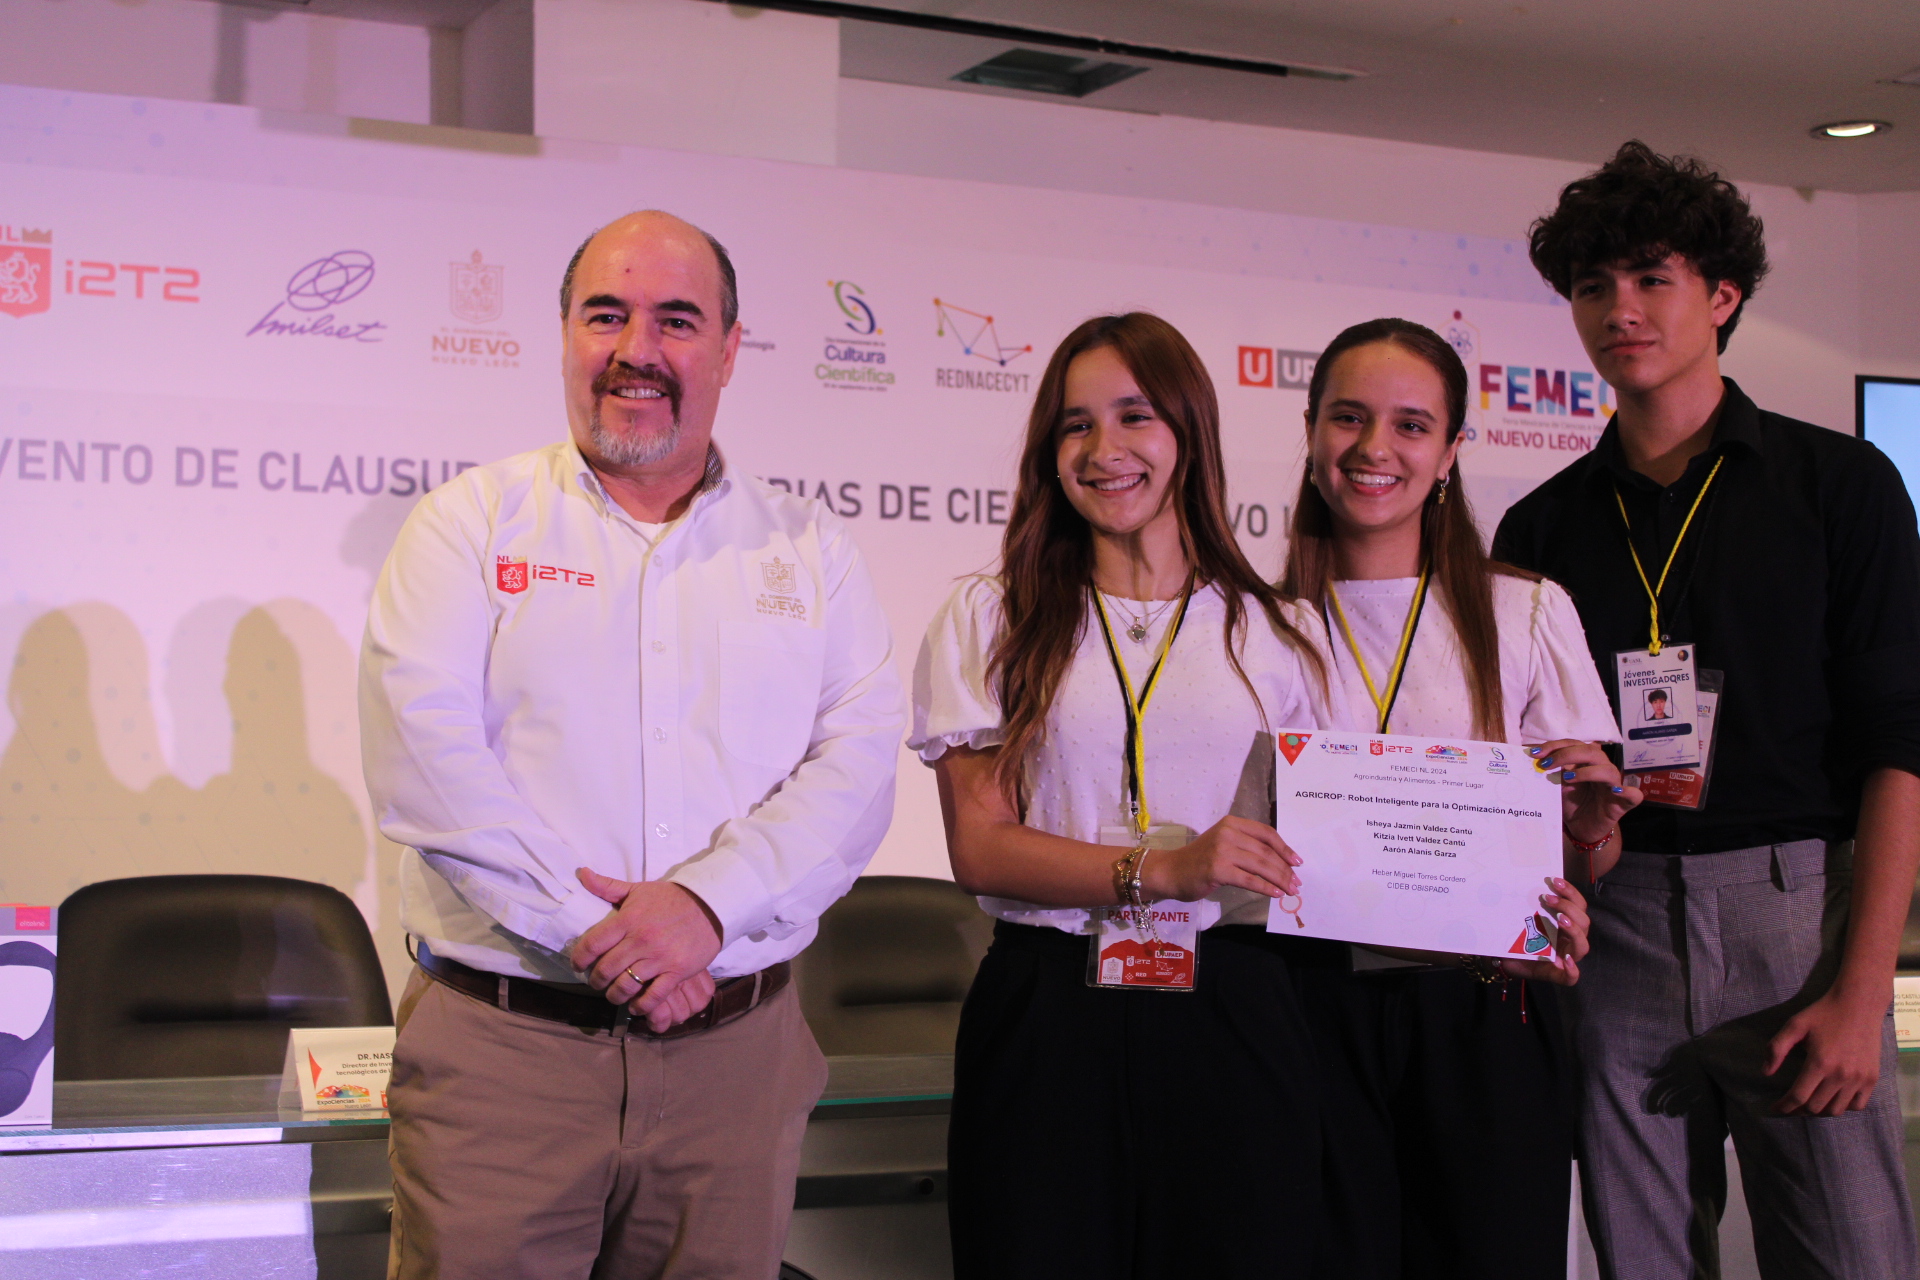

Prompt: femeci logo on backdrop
xmin=433 ymin=250 xmax=520 ymax=369
xmin=248 ymin=250 xmax=385 ymax=343
xmin=933 ymin=298 xmax=1032 ymax=393
xmin=818 ymin=280 xmax=892 ymax=392
xmin=1454 ymin=303 xmax=1614 ymax=460
xmin=0 ymin=225 xmax=52 ymax=318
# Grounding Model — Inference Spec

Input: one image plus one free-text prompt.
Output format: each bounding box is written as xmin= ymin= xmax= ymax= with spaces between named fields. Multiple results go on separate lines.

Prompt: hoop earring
xmin=1435 ymin=476 xmax=1450 ymax=506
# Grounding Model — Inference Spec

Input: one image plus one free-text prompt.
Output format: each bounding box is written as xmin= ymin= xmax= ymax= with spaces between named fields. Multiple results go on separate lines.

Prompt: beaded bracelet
xmin=1564 ymin=825 xmax=1616 ymax=853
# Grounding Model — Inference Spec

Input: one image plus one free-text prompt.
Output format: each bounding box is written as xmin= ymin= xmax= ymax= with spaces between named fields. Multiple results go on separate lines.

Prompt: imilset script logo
xmin=248 ymin=250 xmax=386 ymax=342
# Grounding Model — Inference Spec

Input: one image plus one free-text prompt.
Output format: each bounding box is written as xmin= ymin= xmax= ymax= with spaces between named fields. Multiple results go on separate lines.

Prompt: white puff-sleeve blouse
xmin=1290 ymin=572 xmax=1617 ymax=745
xmin=910 ymin=575 xmax=1324 ymax=934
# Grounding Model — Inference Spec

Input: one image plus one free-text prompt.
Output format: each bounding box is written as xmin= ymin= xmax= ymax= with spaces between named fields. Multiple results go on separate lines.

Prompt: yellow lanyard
xmin=1092 ymin=578 xmax=1194 ymax=837
xmin=1613 ymin=455 xmax=1723 ymax=655
xmin=1328 ymin=566 xmax=1431 ymax=735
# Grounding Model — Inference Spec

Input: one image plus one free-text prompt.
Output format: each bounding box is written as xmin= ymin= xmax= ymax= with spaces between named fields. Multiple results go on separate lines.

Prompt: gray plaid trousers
xmin=1569 ymin=839 xmax=1917 ymax=1280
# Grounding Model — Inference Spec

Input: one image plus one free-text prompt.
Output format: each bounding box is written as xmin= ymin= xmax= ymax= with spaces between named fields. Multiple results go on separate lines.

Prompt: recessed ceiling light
xmin=1812 ymin=120 xmax=1890 ymax=139
xmin=953 ymin=49 xmax=1150 ymax=98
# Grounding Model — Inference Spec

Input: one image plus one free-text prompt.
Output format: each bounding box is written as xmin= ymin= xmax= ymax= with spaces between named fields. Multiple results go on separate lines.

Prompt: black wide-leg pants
xmin=947 ymin=921 xmax=1323 ymax=1280
xmin=1276 ymin=936 xmax=1573 ymax=1280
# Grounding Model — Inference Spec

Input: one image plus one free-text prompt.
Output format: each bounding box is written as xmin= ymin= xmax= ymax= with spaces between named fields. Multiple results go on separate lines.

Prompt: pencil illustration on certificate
xmin=1268 ymin=730 xmax=1562 ymax=959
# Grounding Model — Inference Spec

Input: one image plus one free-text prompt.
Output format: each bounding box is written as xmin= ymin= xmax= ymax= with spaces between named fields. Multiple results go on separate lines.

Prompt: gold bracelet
xmin=1126 ymin=844 xmax=1159 ymax=941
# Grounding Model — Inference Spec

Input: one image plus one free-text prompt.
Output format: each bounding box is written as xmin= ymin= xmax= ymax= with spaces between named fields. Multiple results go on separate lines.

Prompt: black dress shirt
xmin=1492 ymin=379 xmax=1920 ymax=854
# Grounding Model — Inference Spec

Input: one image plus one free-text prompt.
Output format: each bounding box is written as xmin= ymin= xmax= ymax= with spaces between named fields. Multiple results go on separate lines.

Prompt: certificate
xmin=1267 ymin=729 xmax=1563 ymax=960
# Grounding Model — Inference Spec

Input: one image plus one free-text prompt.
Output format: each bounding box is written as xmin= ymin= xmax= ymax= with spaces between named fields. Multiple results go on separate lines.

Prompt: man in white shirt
xmin=360 ymin=210 xmax=904 ymax=1279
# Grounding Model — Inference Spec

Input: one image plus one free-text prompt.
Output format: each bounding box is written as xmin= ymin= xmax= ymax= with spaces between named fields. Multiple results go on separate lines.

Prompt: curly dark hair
xmin=1528 ymin=140 xmax=1769 ymax=353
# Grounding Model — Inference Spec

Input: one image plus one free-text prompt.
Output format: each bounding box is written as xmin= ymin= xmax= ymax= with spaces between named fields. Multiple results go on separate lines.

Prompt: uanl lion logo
xmin=0 ymin=225 xmax=52 ymax=319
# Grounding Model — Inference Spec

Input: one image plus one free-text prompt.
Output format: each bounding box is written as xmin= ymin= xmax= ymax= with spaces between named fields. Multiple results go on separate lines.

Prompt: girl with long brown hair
xmin=1278 ymin=317 xmax=1639 ymax=1279
xmin=910 ymin=312 xmax=1326 ymax=1279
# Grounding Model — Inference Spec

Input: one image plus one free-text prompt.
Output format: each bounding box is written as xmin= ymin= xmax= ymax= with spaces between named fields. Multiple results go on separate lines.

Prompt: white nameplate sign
xmin=0 ymin=905 xmax=58 ymax=1128
xmin=1895 ymin=976 xmax=1920 ymax=1051
xmin=279 ymin=1026 xmax=396 ymax=1112
xmin=1268 ymin=729 xmax=1562 ymax=960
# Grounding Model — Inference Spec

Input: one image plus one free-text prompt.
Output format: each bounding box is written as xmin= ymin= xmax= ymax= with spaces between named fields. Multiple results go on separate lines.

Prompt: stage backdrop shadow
xmin=0 ymin=604 xmax=409 ymax=1000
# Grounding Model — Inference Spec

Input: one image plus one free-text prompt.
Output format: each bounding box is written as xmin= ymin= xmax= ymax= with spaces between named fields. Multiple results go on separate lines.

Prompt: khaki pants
xmin=387 ymin=966 xmax=826 ymax=1280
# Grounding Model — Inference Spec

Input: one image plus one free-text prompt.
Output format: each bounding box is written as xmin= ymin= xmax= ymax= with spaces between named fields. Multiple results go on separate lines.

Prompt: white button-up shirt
xmin=360 ymin=440 xmax=904 ymax=982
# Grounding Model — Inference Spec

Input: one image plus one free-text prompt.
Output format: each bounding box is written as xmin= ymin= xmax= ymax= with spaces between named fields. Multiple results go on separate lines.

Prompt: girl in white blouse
xmin=1277 ymin=317 xmax=1640 ymax=1280
xmin=911 ymin=313 xmax=1328 ymax=1279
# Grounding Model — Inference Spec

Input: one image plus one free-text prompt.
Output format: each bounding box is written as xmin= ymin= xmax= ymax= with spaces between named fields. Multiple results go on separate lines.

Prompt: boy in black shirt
xmin=1494 ymin=141 xmax=1920 ymax=1279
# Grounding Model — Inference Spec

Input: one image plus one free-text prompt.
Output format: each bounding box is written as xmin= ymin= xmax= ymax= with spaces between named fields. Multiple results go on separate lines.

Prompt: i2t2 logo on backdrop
xmin=0 ymin=225 xmax=53 ymax=319
xmin=248 ymin=250 xmax=386 ymax=343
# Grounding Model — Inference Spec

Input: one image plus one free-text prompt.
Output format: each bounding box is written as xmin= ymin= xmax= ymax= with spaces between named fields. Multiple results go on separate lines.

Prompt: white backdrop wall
xmin=838 ymin=77 xmax=1873 ymax=437
xmin=0 ymin=83 xmax=1856 ymax=992
xmin=0 ymin=0 xmax=435 ymax=124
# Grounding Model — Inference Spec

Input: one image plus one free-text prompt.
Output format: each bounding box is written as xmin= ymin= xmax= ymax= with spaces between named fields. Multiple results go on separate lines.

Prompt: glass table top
xmin=0 ymin=1054 xmax=955 ymax=1149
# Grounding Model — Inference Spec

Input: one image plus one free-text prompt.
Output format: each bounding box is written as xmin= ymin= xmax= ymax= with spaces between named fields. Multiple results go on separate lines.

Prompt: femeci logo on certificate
xmin=1269 ymin=729 xmax=1563 ymax=959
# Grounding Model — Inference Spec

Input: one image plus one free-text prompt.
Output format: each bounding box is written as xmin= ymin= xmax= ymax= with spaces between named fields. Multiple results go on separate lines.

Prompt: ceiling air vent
xmin=953 ymin=49 xmax=1149 ymax=98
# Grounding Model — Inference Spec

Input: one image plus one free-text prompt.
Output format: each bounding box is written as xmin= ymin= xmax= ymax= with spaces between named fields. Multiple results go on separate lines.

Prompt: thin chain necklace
xmin=1113 ymin=593 xmax=1178 ymax=645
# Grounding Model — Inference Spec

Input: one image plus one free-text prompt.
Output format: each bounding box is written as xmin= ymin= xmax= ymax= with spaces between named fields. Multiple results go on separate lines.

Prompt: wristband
xmin=1564 ymin=824 xmax=1616 ymax=853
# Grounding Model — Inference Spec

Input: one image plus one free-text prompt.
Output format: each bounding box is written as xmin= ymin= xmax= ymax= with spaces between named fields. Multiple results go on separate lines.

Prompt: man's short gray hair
xmin=558 ymin=215 xmax=739 ymax=332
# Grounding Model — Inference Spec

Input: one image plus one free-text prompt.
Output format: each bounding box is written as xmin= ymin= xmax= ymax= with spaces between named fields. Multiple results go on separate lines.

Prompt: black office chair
xmin=55 ymin=874 xmax=392 ymax=1080
xmin=794 ymin=875 xmax=991 ymax=1056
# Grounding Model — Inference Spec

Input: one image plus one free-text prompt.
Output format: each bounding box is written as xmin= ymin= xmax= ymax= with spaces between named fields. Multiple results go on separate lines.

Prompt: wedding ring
xmin=625 ymin=965 xmax=645 ymax=987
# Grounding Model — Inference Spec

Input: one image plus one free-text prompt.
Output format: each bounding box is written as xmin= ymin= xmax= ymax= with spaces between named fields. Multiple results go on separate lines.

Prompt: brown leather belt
xmin=416 ymin=941 xmax=789 ymax=1040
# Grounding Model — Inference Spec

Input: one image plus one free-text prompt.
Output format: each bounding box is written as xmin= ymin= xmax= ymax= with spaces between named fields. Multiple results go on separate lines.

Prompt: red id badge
xmin=1089 ymin=823 xmax=1199 ymax=991
xmin=1089 ymin=904 xmax=1200 ymax=991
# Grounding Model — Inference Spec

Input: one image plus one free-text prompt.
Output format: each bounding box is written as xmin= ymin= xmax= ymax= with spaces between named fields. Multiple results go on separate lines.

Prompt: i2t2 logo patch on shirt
xmin=495 ymin=556 xmax=596 ymax=595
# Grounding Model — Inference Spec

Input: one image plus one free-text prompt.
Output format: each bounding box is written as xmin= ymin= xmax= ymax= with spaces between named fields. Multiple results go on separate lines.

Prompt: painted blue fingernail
xmin=1612 ymin=786 xmax=1625 ymax=794
xmin=1561 ymin=770 xmax=1578 ymax=782
xmin=1526 ymin=747 xmax=1541 ymax=756
xmin=1537 ymin=757 xmax=1555 ymax=769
